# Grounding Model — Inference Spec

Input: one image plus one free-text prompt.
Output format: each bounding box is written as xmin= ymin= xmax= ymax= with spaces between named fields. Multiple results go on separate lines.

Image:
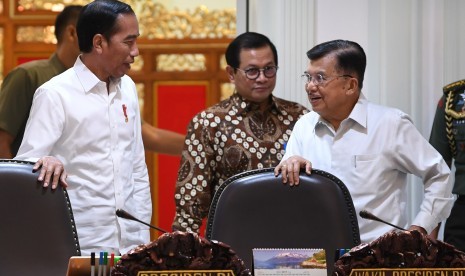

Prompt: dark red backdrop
xmin=155 ymin=83 xmax=208 ymax=236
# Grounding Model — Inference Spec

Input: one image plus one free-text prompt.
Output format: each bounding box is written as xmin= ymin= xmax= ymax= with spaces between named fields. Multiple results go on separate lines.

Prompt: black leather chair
xmin=206 ymin=167 xmax=360 ymax=273
xmin=0 ymin=159 xmax=80 ymax=275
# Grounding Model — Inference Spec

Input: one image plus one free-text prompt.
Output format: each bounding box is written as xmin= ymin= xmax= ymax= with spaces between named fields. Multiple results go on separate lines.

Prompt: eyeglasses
xmin=235 ymin=66 xmax=279 ymax=80
xmin=301 ymin=72 xmax=353 ymax=87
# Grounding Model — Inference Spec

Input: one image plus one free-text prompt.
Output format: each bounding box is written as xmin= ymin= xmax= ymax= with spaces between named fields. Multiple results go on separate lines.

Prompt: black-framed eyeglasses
xmin=301 ymin=72 xmax=353 ymax=87
xmin=235 ymin=66 xmax=279 ymax=80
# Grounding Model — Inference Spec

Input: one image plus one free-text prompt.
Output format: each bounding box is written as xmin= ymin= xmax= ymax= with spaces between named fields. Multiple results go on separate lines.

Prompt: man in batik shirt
xmin=172 ymin=32 xmax=308 ymax=233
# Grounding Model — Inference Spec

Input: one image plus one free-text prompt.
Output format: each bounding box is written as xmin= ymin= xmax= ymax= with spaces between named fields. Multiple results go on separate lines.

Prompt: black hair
xmin=225 ymin=32 xmax=278 ymax=69
xmin=54 ymin=5 xmax=83 ymax=44
xmin=77 ymin=0 xmax=134 ymax=53
xmin=307 ymin=39 xmax=366 ymax=89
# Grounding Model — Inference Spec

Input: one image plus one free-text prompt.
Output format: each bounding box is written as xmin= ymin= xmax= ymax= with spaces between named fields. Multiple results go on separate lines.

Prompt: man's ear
xmin=93 ymin=34 xmax=105 ymax=53
xmin=345 ymin=77 xmax=359 ymax=96
xmin=65 ymin=25 xmax=77 ymax=42
xmin=226 ymin=65 xmax=235 ymax=81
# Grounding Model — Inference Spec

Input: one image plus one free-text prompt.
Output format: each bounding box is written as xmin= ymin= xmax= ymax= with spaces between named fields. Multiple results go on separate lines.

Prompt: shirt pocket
xmin=354 ymin=153 xmax=378 ymax=164
xmin=352 ymin=154 xmax=383 ymax=193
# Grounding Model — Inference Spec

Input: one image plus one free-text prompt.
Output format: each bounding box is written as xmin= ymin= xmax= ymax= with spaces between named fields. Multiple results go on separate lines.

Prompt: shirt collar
xmin=73 ymin=56 xmax=121 ymax=94
xmin=232 ymin=92 xmax=285 ymax=115
xmin=348 ymin=92 xmax=368 ymax=129
xmin=315 ymin=92 xmax=368 ymax=130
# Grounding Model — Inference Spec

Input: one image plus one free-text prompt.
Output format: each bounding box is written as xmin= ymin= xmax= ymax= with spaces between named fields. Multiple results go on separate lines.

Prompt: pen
xmin=98 ymin=252 xmax=103 ymax=276
xmin=109 ymin=253 xmax=115 ymax=273
xmin=90 ymin=252 xmax=95 ymax=276
xmin=103 ymin=252 xmax=108 ymax=276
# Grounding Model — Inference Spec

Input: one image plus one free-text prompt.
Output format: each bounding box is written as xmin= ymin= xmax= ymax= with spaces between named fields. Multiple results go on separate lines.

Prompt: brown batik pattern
xmin=172 ymin=93 xmax=308 ymax=233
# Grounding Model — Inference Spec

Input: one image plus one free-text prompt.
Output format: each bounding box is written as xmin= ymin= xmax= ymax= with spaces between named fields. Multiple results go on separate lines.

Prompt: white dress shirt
xmin=283 ymin=93 xmax=454 ymax=243
xmin=16 ymin=57 xmax=151 ymax=255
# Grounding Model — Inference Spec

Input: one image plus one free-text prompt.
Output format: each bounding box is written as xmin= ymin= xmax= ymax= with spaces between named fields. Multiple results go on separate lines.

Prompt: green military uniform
xmin=0 ymin=53 xmax=67 ymax=156
xmin=430 ymin=79 xmax=465 ymax=252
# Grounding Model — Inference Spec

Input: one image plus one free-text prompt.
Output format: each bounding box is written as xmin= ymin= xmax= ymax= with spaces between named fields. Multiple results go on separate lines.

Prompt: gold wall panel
xmin=17 ymin=26 xmax=55 ymax=43
xmin=156 ymin=54 xmax=206 ymax=72
xmin=136 ymin=82 xmax=145 ymax=114
xmin=132 ymin=56 xmax=143 ymax=72
xmin=220 ymin=83 xmax=235 ymax=101
xmin=17 ymin=0 xmax=91 ymax=11
xmin=15 ymin=1 xmax=236 ymax=39
xmin=135 ymin=3 xmax=235 ymax=39
xmin=219 ymin=54 xmax=227 ymax=71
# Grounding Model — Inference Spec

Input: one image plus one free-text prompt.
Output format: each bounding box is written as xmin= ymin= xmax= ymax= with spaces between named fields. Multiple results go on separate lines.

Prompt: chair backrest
xmin=0 ymin=159 xmax=80 ymax=275
xmin=206 ymin=167 xmax=360 ymax=272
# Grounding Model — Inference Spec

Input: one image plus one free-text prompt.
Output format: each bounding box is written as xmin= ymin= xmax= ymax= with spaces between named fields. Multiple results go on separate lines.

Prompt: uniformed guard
xmin=430 ymin=79 xmax=465 ymax=252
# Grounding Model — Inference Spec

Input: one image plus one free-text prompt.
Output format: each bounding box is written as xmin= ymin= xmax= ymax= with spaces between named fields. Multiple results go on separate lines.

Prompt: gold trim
xmin=443 ymin=79 xmax=465 ymax=92
xmin=445 ymin=91 xmax=458 ymax=157
xmin=138 ymin=43 xmax=229 ymax=50
xmin=10 ymin=0 xmax=61 ymax=19
xmin=12 ymin=1 xmax=236 ymax=39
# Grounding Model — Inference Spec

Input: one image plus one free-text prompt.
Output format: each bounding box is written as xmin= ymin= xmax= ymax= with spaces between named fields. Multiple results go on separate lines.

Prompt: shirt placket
xmin=108 ymin=85 xmax=123 ymax=209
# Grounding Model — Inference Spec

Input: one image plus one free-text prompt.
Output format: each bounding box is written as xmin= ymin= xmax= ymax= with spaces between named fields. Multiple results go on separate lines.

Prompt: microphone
xmin=116 ymin=209 xmax=168 ymax=233
xmin=359 ymin=209 xmax=407 ymax=231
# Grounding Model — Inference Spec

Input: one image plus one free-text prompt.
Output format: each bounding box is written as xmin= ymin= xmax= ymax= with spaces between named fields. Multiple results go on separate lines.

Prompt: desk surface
xmin=67 ymin=256 xmax=113 ymax=276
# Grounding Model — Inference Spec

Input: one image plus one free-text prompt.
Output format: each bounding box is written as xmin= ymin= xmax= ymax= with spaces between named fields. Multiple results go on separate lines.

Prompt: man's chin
xmin=112 ymin=72 xmax=127 ymax=79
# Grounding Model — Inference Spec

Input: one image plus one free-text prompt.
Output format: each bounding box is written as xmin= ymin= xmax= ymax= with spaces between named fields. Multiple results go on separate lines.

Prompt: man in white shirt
xmin=274 ymin=39 xmax=454 ymax=243
xmin=15 ymin=0 xmax=150 ymax=255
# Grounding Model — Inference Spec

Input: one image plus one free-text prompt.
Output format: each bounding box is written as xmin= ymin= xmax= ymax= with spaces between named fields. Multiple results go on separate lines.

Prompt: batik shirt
xmin=172 ymin=93 xmax=308 ymax=233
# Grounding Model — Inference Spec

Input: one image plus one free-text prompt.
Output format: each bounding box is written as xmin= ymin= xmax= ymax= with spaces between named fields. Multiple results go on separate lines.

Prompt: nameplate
xmin=350 ymin=268 xmax=465 ymax=276
xmin=136 ymin=270 xmax=234 ymax=276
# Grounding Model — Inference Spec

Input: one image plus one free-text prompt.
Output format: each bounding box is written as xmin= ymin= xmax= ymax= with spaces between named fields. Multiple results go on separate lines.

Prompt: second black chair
xmin=206 ymin=167 xmax=360 ymax=272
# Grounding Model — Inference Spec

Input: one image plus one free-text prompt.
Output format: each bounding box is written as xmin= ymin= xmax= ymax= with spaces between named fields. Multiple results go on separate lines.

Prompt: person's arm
xmin=0 ymin=67 xmax=36 ymax=158
xmin=426 ymin=98 xmax=452 ymax=240
xmin=408 ymin=223 xmax=440 ymax=240
xmin=274 ymin=116 xmax=312 ymax=185
xmin=428 ymin=224 xmax=440 ymax=240
xmin=0 ymin=129 xmax=13 ymax=158
xmin=141 ymin=122 xmax=184 ymax=155
xmin=15 ymin=86 xmax=67 ymax=189
xmin=172 ymin=113 xmax=215 ymax=233
xmin=397 ymin=113 xmax=454 ymax=235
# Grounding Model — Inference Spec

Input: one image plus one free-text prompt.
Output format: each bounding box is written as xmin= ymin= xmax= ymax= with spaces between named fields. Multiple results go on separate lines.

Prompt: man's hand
xmin=33 ymin=156 xmax=68 ymax=189
xmin=410 ymin=224 xmax=439 ymax=240
xmin=274 ymin=155 xmax=312 ymax=186
xmin=408 ymin=225 xmax=427 ymax=235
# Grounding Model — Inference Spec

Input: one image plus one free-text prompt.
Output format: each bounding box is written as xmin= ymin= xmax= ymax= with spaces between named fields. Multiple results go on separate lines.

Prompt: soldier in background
xmin=430 ymin=79 xmax=465 ymax=252
xmin=0 ymin=5 xmax=83 ymax=158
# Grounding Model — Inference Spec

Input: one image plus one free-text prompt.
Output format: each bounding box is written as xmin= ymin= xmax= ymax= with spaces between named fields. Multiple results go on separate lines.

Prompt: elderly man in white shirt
xmin=274 ymin=39 xmax=454 ymax=243
xmin=15 ymin=0 xmax=150 ymax=255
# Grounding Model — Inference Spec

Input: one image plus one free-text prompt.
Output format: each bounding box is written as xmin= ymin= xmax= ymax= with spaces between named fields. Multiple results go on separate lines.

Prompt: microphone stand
xmin=359 ymin=209 xmax=407 ymax=231
xmin=116 ymin=209 xmax=168 ymax=233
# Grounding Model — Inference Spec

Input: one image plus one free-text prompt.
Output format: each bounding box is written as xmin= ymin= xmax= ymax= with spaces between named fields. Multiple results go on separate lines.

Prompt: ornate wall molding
xmin=16 ymin=0 xmax=236 ymax=39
